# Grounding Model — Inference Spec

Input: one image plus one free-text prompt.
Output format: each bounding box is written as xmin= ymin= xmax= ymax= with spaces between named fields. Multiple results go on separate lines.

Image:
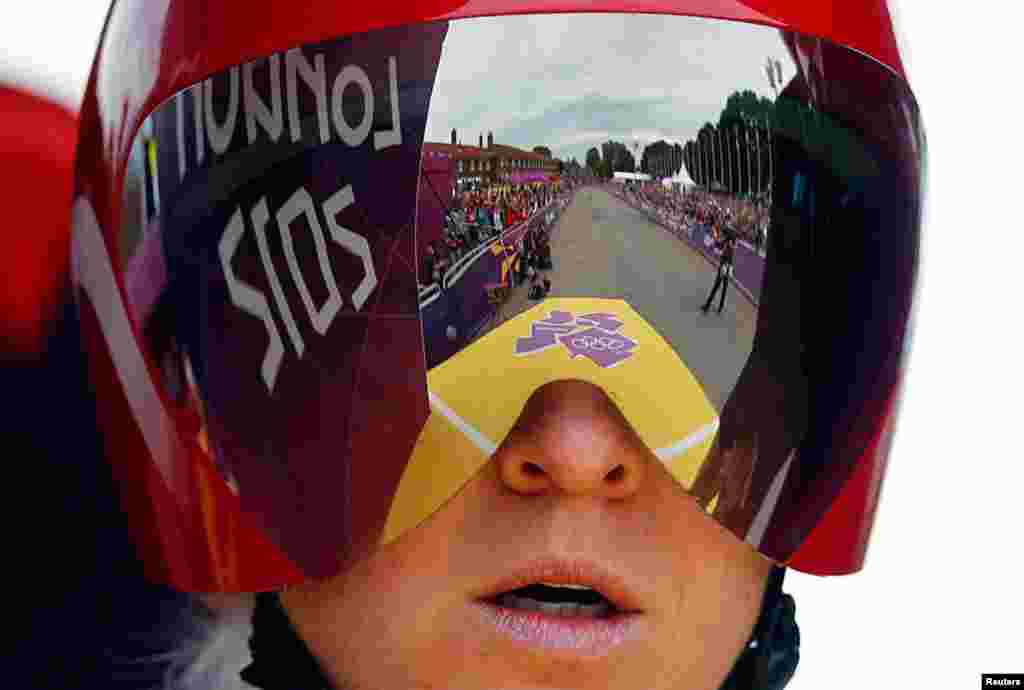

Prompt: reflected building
xmin=425 ymin=130 xmax=561 ymax=189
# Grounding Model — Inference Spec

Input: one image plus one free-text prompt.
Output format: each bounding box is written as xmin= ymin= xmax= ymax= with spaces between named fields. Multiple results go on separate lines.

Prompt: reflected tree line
xmin=583 ymin=89 xmax=837 ymax=201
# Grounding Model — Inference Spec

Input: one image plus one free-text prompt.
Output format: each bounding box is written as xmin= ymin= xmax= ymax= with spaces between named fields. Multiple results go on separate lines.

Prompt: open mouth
xmin=487 ymin=582 xmax=618 ymax=618
xmin=472 ymin=560 xmax=644 ymax=652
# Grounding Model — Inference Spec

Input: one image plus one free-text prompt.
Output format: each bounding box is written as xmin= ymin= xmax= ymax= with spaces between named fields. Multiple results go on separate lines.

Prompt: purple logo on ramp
xmin=515 ymin=310 xmax=637 ymax=368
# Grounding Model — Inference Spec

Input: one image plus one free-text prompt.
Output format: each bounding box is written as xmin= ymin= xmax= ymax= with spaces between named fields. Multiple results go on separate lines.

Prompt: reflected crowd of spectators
xmin=420 ymin=178 xmax=582 ymax=287
xmin=618 ymin=183 xmax=770 ymax=251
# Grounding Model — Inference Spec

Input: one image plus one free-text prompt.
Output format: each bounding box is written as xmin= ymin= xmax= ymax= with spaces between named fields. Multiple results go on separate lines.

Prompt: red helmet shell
xmin=72 ymin=0 xmax=913 ymax=586
xmin=76 ymin=0 xmax=904 ymax=237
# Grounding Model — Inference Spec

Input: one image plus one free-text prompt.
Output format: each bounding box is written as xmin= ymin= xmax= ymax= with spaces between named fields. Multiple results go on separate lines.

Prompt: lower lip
xmin=472 ymin=600 xmax=642 ymax=655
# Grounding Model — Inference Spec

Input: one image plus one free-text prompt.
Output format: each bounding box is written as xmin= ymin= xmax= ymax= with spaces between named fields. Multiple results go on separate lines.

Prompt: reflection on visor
xmin=112 ymin=12 xmax=922 ymax=591
xmin=383 ymin=298 xmax=722 ymax=544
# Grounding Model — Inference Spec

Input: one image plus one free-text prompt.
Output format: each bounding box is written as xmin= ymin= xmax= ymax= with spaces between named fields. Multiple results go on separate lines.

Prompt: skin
xmin=280 ymin=379 xmax=773 ymax=690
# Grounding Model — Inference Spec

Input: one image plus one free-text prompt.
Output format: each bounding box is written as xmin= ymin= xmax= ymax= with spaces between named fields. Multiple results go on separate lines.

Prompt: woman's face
xmin=281 ymin=380 xmax=773 ymax=690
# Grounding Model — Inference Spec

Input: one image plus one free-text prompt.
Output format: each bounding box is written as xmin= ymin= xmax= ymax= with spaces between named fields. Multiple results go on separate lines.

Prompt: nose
xmin=495 ymin=379 xmax=648 ymax=500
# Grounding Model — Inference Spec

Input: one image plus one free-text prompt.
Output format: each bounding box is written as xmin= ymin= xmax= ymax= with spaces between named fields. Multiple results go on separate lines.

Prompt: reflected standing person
xmin=701 ymin=232 xmax=736 ymax=315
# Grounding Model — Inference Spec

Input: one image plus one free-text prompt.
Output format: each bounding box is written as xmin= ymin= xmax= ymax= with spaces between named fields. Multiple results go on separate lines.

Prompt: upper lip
xmin=473 ymin=557 xmax=645 ymax=614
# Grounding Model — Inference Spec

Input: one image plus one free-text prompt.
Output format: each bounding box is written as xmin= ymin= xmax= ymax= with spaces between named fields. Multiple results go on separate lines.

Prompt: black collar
xmin=239 ymin=591 xmax=334 ymax=690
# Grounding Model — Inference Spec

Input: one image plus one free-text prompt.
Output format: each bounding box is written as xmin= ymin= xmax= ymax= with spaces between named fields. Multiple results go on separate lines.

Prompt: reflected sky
xmin=425 ymin=14 xmax=791 ymax=162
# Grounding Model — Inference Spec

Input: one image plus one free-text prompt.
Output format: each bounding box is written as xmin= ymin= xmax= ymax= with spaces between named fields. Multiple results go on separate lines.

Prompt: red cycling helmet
xmin=70 ymin=0 xmax=923 ymax=601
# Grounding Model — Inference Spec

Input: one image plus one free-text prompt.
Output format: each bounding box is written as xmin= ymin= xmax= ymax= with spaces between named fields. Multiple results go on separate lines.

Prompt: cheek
xmin=656 ymin=496 xmax=768 ymax=643
xmin=344 ymin=514 xmax=474 ymax=643
xmin=296 ymin=541 xmax=460 ymax=685
xmin=661 ymin=559 xmax=765 ymax=688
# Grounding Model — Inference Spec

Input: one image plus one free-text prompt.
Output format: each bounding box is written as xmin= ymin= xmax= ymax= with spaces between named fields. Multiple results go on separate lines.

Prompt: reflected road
xmin=495 ymin=187 xmax=756 ymax=410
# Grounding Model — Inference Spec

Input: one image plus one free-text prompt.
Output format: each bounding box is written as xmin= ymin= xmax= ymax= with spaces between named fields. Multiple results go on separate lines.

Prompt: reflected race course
xmin=472 ymin=187 xmax=756 ymax=410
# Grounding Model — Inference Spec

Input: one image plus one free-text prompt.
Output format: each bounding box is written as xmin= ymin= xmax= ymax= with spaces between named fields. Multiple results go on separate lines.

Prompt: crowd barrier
xmin=603 ymin=184 xmax=765 ymax=307
xmin=420 ymin=188 xmax=578 ymax=368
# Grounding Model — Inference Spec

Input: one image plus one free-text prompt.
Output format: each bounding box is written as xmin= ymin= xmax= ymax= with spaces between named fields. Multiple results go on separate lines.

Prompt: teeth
xmin=498 ymin=593 xmax=612 ymax=618
xmin=538 ymin=582 xmax=593 ymax=591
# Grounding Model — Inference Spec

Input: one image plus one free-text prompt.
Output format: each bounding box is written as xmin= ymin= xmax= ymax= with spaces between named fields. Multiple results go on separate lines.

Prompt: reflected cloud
xmin=427 ymin=13 xmax=789 ymax=160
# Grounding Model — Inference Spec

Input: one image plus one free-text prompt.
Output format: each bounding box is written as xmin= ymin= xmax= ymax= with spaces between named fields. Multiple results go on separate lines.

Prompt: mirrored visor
xmin=112 ymin=12 xmax=923 ymax=591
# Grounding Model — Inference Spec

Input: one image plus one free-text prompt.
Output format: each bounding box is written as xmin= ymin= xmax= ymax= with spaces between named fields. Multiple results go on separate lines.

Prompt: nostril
xmin=605 ymin=465 xmax=625 ymax=483
xmin=523 ymin=461 xmax=545 ymax=476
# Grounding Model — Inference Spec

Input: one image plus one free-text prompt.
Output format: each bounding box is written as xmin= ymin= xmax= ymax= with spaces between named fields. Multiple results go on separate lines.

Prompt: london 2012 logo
xmin=514 ymin=310 xmax=638 ymax=368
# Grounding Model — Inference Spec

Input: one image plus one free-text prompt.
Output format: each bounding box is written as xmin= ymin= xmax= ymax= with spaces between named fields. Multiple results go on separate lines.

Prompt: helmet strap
xmin=239 ymin=590 xmax=334 ymax=690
